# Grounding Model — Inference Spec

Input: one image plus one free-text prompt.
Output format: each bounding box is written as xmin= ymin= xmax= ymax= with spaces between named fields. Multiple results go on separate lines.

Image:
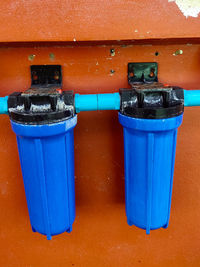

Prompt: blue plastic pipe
xmin=75 ymin=93 xmax=120 ymax=113
xmin=0 ymin=96 xmax=8 ymax=114
xmin=75 ymin=94 xmax=98 ymax=112
xmin=75 ymin=90 xmax=200 ymax=112
xmin=0 ymin=93 xmax=121 ymax=114
xmin=1 ymin=91 xmax=200 ymax=115
xmin=184 ymin=90 xmax=200 ymax=107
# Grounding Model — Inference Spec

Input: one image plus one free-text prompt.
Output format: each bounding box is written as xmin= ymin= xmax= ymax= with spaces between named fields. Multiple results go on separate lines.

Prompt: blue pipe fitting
xmin=75 ymin=94 xmax=98 ymax=112
xmin=0 ymin=96 xmax=8 ymax=114
xmin=184 ymin=90 xmax=200 ymax=107
xmin=98 ymin=93 xmax=120 ymax=110
xmin=75 ymin=93 xmax=120 ymax=113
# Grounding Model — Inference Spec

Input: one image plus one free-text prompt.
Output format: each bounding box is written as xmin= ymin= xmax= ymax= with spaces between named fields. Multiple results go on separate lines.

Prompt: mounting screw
xmin=54 ymin=71 xmax=59 ymax=80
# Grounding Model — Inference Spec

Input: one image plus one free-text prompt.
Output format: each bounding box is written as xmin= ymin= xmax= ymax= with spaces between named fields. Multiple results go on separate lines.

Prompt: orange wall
xmin=0 ymin=43 xmax=200 ymax=266
xmin=0 ymin=0 xmax=200 ymax=42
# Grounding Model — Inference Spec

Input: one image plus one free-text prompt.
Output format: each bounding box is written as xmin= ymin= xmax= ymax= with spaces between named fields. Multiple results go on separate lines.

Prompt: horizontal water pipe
xmin=184 ymin=90 xmax=200 ymax=107
xmin=0 ymin=96 xmax=8 ymax=114
xmin=75 ymin=93 xmax=120 ymax=113
xmin=0 ymin=90 xmax=200 ymax=114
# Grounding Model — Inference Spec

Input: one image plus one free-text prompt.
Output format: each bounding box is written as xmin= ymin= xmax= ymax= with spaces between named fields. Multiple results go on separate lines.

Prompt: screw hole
xmin=54 ymin=71 xmax=59 ymax=80
xmin=110 ymin=49 xmax=115 ymax=56
xmin=155 ymin=51 xmax=159 ymax=56
xmin=149 ymin=68 xmax=155 ymax=78
xmin=32 ymin=71 xmax=38 ymax=81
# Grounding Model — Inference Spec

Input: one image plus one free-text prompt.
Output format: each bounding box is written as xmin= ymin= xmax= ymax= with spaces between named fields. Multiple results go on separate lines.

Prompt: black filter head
xmin=120 ymin=85 xmax=184 ymax=119
xmin=8 ymin=88 xmax=75 ymax=124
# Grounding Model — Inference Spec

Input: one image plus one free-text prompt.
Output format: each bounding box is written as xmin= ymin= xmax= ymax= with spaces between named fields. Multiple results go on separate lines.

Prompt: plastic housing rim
xmin=11 ymin=115 xmax=77 ymax=137
xmin=118 ymin=112 xmax=183 ymax=131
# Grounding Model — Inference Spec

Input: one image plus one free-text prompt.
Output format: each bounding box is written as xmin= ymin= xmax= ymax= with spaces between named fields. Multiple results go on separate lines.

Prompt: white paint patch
xmin=168 ymin=0 xmax=200 ymax=18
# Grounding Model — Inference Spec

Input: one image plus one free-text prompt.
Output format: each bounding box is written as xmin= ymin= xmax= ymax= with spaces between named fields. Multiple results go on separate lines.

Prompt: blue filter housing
xmin=119 ymin=113 xmax=183 ymax=234
xmin=11 ymin=116 xmax=77 ymax=240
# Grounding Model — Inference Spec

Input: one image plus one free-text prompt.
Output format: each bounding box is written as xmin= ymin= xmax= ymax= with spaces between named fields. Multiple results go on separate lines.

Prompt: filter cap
xmin=8 ymin=88 xmax=75 ymax=124
xmin=120 ymin=85 xmax=184 ymax=119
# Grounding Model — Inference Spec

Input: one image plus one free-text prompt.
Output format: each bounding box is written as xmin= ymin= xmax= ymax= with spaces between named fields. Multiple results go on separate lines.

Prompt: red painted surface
xmin=0 ymin=44 xmax=200 ymax=266
xmin=0 ymin=0 xmax=200 ymax=42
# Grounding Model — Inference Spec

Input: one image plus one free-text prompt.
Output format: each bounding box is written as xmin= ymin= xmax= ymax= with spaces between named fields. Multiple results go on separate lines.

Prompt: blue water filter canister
xmin=8 ymin=90 xmax=77 ymax=239
xmin=119 ymin=87 xmax=184 ymax=234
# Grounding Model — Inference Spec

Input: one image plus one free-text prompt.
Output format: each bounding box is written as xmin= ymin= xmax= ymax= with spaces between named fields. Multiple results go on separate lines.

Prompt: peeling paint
xmin=28 ymin=54 xmax=35 ymax=61
xmin=169 ymin=0 xmax=200 ymax=18
xmin=49 ymin=53 xmax=55 ymax=61
xmin=173 ymin=49 xmax=183 ymax=56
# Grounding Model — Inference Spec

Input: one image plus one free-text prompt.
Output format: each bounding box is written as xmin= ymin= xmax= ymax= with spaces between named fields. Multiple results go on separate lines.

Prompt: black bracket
xmin=128 ymin=62 xmax=158 ymax=85
xmin=31 ymin=65 xmax=62 ymax=88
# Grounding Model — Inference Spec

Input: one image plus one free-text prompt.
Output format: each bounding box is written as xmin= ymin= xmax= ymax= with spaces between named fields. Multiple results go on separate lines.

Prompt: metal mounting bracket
xmin=31 ymin=65 xmax=62 ymax=88
xmin=128 ymin=62 xmax=158 ymax=85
